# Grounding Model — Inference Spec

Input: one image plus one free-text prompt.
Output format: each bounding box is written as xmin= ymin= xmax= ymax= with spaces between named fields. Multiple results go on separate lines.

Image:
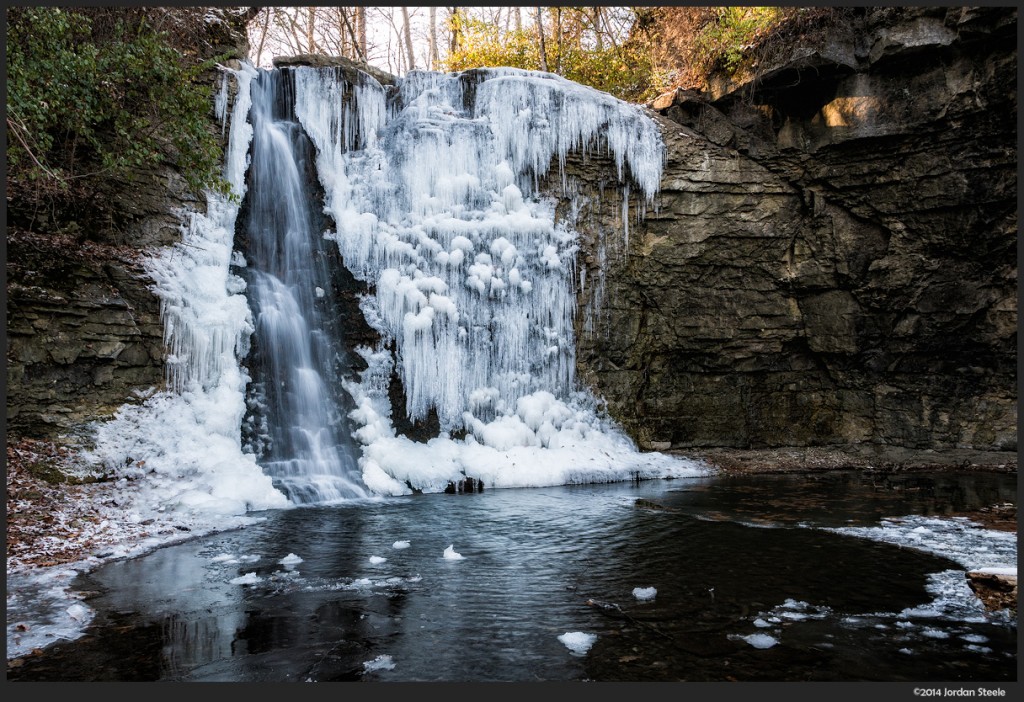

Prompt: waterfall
xmin=239 ymin=70 xmax=367 ymax=503
xmin=85 ymin=63 xmax=706 ymax=518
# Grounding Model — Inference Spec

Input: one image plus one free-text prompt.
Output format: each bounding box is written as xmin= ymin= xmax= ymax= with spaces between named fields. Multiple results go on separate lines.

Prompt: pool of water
xmin=6 ymin=470 xmax=1017 ymax=682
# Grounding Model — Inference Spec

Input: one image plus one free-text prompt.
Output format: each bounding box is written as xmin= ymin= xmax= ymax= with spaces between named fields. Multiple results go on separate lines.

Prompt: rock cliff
xmin=5 ymin=8 xmax=256 ymax=442
xmin=573 ymin=6 xmax=1016 ymax=453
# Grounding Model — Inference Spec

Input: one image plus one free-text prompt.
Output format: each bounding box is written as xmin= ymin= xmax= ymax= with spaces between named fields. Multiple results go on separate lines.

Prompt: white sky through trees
xmin=246 ymin=6 xmax=638 ymax=75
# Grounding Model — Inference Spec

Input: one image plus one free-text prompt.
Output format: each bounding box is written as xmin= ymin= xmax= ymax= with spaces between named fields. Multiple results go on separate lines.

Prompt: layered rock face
xmin=5 ymin=8 xmax=255 ymax=441
xmin=574 ymin=6 xmax=1016 ymax=452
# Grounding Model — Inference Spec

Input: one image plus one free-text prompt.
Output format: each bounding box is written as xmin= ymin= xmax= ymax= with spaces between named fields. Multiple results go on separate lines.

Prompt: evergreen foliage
xmin=5 ymin=7 xmax=230 ymax=221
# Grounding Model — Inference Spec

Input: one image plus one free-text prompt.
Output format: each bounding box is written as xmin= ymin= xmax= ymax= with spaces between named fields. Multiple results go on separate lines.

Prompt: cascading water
xmin=275 ymin=64 xmax=704 ymax=496
xmin=239 ymin=70 xmax=368 ymax=503
xmin=86 ymin=62 xmax=706 ymax=516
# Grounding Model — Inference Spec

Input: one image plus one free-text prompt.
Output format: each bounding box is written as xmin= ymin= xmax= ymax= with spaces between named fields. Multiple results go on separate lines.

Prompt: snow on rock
xmin=279 ymin=553 xmax=304 ymax=566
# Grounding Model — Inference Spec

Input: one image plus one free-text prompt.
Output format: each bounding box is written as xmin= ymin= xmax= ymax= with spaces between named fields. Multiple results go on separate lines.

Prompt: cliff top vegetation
xmin=5 ymin=7 xmax=240 ymax=235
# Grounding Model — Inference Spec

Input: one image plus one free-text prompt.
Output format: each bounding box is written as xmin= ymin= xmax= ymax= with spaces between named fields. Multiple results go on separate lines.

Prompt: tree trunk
xmin=449 ymin=7 xmax=461 ymax=55
xmin=254 ymin=7 xmax=271 ymax=66
xmin=536 ymin=7 xmax=548 ymax=72
xmin=356 ymin=6 xmax=367 ymax=59
xmin=401 ymin=7 xmax=416 ymax=71
xmin=339 ymin=7 xmax=365 ymax=62
xmin=515 ymin=7 xmax=522 ymax=32
xmin=428 ymin=6 xmax=439 ymax=69
xmin=307 ymin=6 xmax=316 ymax=54
xmin=554 ymin=7 xmax=562 ymax=74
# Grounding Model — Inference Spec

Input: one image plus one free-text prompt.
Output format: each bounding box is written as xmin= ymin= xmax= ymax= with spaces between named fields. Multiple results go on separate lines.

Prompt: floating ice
xmin=632 ymin=586 xmax=657 ymax=601
xmin=392 ymin=540 xmax=411 ymax=549
xmin=229 ymin=572 xmax=262 ymax=585
xmin=363 ymin=654 xmax=396 ymax=672
xmin=66 ymin=603 xmax=90 ymax=622
xmin=211 ymin=553 xmax=236 ymax=563
xmin=369 ymin=555 xmax=387 ymax=565
xmin=443 ymin=545 xmax=464 ymax=560
xmin=965 ymin=644 xmax=993 ymax=654
xmin=961 ymin=633 xmax=989 ymax=643
xmin=741 ymin=633 xmax=779 ymax=649
xmin=279 ymin=553 xmax=304 ymax=565
xmin=558 ymin=631 xmax=597 ymax=655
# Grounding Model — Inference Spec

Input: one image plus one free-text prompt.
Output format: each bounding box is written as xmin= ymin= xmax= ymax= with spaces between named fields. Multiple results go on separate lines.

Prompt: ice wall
xmin=290 ymin=66 xmax=706 ymax=495
xmin=84 ymin=64 xmax=290 ymax=518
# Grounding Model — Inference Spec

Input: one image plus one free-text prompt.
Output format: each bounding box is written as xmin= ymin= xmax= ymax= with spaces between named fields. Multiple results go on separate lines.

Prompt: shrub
xmin=5 ymin=7 xmax=230 ymax=225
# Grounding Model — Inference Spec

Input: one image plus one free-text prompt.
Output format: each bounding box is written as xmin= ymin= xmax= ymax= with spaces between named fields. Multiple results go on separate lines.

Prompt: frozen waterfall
xmin=86 ymin=62 xmax=706 ymax=516
xmin=276 ymin=65 xmax=704 ymax=496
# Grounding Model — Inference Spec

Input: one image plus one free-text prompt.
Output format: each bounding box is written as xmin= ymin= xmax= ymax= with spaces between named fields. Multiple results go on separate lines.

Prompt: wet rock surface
xmin=573 ymin=6 xmax=1016 ymax=455
xmin=6 ymin=231 xmax=166 ymax=440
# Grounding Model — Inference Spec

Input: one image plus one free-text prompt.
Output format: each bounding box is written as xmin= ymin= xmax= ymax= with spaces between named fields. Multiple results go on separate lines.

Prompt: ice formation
xmin=84 ymin=62 xmax=708 ymax=511
xmin=283 ymin=64 xmax=706 ymax=496
xmin=83 ymin=62 xmax=289 ymax=517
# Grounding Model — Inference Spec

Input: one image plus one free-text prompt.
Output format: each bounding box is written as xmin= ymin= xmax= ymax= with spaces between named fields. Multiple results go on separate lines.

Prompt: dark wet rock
xmin=273 ymin=53 xmax=397 ymax=86
xmin=573 ymin=6 xmax=1016 ymax=455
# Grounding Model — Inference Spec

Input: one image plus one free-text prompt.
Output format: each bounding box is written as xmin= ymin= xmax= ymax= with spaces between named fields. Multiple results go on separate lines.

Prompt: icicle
xmin=285 ymin=65 xmax=704 ymax=493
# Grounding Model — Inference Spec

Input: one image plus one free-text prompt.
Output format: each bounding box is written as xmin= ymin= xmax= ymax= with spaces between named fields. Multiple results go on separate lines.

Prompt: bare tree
xmin=428 ymin=6 xmax=439 ymax=69
xmin=401 ymin=7 xmax=416 ymax=71
xmin=252 ymin=7 xmax=272 ymax=66
xmin=306 ymin=6 xmax=316 ymax=53
xmin=536 ymin=7 xmax=548 ymax=72
xmin=356 ymin=6 xmax=367 ymax=59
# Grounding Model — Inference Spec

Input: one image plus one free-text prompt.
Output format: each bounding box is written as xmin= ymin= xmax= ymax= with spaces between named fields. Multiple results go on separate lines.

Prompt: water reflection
xmin=7 ymin=471 xmax=1016 ymax=682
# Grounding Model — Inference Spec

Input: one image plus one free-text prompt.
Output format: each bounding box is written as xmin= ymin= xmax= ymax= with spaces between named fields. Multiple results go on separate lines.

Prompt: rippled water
xmin=7 ymin=471 xmax=1016 ymax=682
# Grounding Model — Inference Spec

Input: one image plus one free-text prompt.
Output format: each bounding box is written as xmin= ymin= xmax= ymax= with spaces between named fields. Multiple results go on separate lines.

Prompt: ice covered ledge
xmin=273 ymin=53 xmax=396 ymax=86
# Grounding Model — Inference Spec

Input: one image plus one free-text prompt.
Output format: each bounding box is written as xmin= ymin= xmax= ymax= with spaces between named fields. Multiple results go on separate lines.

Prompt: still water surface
xmin=7 ymin=470 xmax=1017 ymax=682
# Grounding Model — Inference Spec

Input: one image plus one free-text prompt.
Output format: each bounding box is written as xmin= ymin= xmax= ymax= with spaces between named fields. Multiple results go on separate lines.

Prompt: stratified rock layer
xmin=5 ymin=10 xmax=255 ymax=441
xmin=574 ymin=6 xmax=1016 ymax=453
